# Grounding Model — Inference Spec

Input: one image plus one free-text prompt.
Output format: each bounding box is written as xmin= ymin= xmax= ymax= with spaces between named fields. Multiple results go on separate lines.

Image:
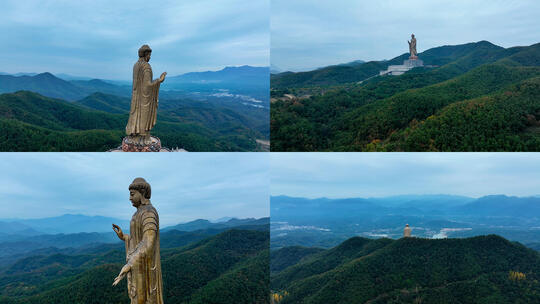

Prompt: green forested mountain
xmin=270 ymin=41 xmax=503 ymax=89
xmin=0 ymin=229 xmax=269 ymax=304
xmin=76 ymin=92 xmax=131 ymax=113
xmin=0 ymin=218 xmax=269 ymax=267
xmin=270 ymin=246 xmax=326 ymax=274
xmin=271 ymin=235 xmax=540 ymax=304
xmin=0 ymin=91 xmax=265 ymax=151
xmin=271 ymin=41 xmax=540 ymax=151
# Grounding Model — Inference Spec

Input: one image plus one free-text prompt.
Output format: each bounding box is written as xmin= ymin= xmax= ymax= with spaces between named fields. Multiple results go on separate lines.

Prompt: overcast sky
xmin=271 ymin=153 xmax=540 ymax=199
xmin=0 ymin=153 xmax=269 ymax=226
xmin=0 ymin=0 xmax=269 ymax=80
xmin=271 ymin=0 xmax=540 ymax=71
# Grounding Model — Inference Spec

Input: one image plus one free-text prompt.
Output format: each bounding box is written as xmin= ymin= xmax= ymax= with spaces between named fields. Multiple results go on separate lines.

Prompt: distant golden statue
xmin=112 ymin=178 xmax=164 ymax=304
xmin=408 ymin=34 xmax=418 ymax=59
xmin=403 ymin=224 xmax=412 ymax=237
xmin=125 ymin=45 xmax=167 ymax=146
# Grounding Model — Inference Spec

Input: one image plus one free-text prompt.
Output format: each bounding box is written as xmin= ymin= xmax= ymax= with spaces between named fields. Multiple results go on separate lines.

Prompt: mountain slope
xmin=76 ymin=92 xmax=131 ymax=113
xmin=396 ymin=76 xmax=540 ymax=151
xmin=188 ymin=250 xmax=270 ymax=304
xmin=273 ymin=235 xmax=540 ymax=304
xmin=270 ymin=246 xmax=325 ymax=274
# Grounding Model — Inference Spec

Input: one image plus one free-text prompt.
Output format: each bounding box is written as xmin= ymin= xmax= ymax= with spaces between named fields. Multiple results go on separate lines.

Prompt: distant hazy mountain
xmin=272 ymin=194 xmax=540 ymax=219
xmin=270 ymin=64 xmax=283 ymax=74
xmin=457 ymin=195 xmax=540 ymax=217
xmin=271 ymin=195 xmax=388 ymax=222
xmin=163 ymin=217 xmax=270 ymax=232
xmin=0 ymin=214 xmax=129 ymax=234
xmin=54 ymin=73 xmax=94 ymax=81
xmin=0 ymin=65 xmax=269 ymax=101
xmin=213 ymin=216 xmax=234 ymax=223
xmin=0 ymin=72 xmax=87 ymax=100
xmin=271 ymin=194 xmax=540 ymax=249
xmin=0 ymin=221 xmax=40 ymax=236
xmin=0 ymin=73 xmax=129 ymax=100
xmin=370 ymin=194 xmax=475 ymax=210
xmin=165 ymin=65 xmax=269 ymax=90
xmin=272 ymin=235 xmax=540 ymax=303
xmin=13 ymin=72 xmax=38 ymax=77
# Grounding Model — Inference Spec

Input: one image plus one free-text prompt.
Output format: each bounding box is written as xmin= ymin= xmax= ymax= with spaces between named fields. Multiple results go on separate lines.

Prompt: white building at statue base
xmin=380 ymin=58 xmax=424 ymax=76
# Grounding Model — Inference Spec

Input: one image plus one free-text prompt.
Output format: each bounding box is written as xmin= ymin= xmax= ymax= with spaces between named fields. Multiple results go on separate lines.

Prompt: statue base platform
xmin=380 ymin=58 xmax=424 ymax=76
xmin=108 ymin=136 xmax=188 ymax=152
xmin=122 ymin=136 xmax=162 ymax=152
xmin=404 ymin=59 xmax=424 ymax=67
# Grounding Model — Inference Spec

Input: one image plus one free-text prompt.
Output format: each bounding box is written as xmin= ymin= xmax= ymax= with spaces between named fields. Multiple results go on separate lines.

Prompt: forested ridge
xmin=271 ymin=235 xmax=540 ymax=303
xmin=271 ymin=41 xmax=540 ymax=151
xmin=0 ymin=229 xmax=269 ymax=304
xmin=0 ymin=91 xmax=267 ymax=151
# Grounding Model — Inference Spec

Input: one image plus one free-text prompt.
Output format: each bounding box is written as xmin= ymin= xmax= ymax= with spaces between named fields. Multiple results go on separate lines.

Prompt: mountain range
xmin=272 ymin=194 xmax=540 ymax=220
xmin=163 ymin=217 xmax=270 ymax=232
xmin=0 ymin=90 xmax=268 ymax=151
xmin=0 ymin=65 xmax=269 ymax=151
xmin=0 ymin=214 xmax=269 ymax=237
xmin=271 ymin=41 xmax=540 ymax=151
xmin=0 ymin=228 xmax=269 ymax=304
xmin=271 ymin=234 xmax=540 ymax=303
xmin=0 ymin=65 xmax=269 ymax=100
xmin=271 ymin=194 xmax=540 ymax=249
xmin=0 ymin=216 xmax=270 ymax=304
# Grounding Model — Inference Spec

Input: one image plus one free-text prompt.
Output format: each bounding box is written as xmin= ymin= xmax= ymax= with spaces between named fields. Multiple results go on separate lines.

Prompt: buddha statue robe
xmin=124 ymin=203 xmax=164 ymax=304
xmin=126 ymin=58 xmax=161 ymax=137
xmin=408 ymin=35 xmax=417 ymax=58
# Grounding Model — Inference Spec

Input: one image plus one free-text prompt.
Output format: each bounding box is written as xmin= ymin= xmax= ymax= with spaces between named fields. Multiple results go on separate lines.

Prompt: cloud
xmin=271 ymin=153 xmax=540 ymax=199
xmin=0 ymin=153 xmax=269 ymax=226
xmin=0 ymin=0 xmax=269 ymax=79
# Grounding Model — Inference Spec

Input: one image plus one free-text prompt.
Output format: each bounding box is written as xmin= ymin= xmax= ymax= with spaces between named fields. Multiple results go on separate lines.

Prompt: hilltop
xmin=271 ymin=235 xmax=540 ymax=303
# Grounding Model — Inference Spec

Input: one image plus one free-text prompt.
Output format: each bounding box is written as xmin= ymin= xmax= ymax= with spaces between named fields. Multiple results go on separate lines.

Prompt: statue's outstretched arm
xmin=112 ymin=224 xmax=129 ymax=242
xmin=112 ymin=229 xmax=156 ymax=286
